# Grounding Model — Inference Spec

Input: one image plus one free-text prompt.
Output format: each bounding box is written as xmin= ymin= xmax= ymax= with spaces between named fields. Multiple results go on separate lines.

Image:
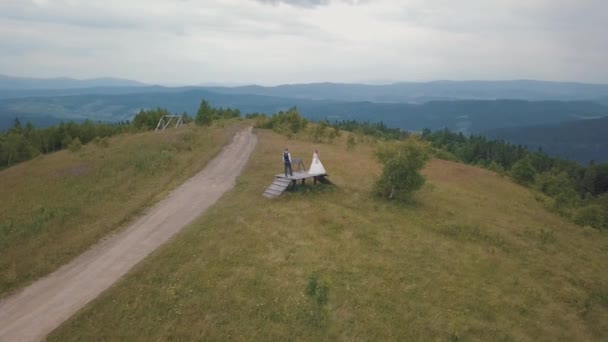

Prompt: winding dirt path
xmin=0 ymin=127 xmax=257 ymax=342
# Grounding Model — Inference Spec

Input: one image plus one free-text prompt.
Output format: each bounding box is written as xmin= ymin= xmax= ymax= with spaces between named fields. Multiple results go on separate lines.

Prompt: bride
xmin=308 ymin=149 xmax=326 ymax=175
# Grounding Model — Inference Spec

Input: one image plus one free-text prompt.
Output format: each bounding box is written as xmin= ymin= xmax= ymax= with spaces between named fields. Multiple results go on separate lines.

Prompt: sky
xmin=1 ymin=0 xmax=607 ymax=85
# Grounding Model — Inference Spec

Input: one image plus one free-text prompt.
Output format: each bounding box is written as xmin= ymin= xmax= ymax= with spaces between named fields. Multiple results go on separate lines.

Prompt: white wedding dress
xmin=308 ymin=152 xmax=326 ymax=175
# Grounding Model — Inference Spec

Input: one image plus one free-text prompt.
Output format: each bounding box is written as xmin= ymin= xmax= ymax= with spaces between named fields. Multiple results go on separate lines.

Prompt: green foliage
xmin=551 ymin=187 xmax=580 ymax=214
xmin=0 ymin=132 xmax=39 ymax=167
xmin=0 ymin=119 xmax=128 ymax=168
xmin=255 ymin=107 xmax=308 ymax=136
xmin=195 ymin=100 xmax=240 ymax=126
xmin=574 ymin=205 xmax=606 ymax=230
xmin=511 ymin=157 xmax=537 ymax=185
xmin=487 ymin=161 xmax=505 ymax=174
xmin=536 ymin=171 xmax=574 ymax=197
xmin=132 ymin=108 xmax=168 ymax=130
xmin=374 ymin=139 xmax=430 ymax=201
xmin=195 ymin=100 xmax=214 ymax=126
xmin=68 ymin=137 xmax=82 ymax=152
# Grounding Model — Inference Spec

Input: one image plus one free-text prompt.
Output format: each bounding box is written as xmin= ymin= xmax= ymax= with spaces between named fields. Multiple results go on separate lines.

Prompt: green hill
xmin=43 ymin=128 xmax=608 ymax=341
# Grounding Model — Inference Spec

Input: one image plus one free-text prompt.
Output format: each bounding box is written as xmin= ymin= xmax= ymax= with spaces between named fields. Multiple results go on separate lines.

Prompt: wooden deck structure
xmin=262 ymin=171 xmax=333 ymax=199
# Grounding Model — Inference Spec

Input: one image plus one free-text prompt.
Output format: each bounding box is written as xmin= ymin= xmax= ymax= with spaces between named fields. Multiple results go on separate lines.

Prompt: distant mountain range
xmin=0 ymin=74 xmax=147 ymax=90
xmin=2 ymin=75 xmax=608 ymax=163
xmin=1 ymin=89 xmax=606 ymax=133
xmin=1 ymin=76 xmax=608 ymax=102
xmin=205 ymin=80 xmax=608 ymax=103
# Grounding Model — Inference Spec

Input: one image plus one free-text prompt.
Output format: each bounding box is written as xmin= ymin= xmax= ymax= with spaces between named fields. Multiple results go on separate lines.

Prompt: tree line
xmin=0 ymin=100 xmax=242 ymax=169
xmin=0 ymin=118 xmax=130 ymax=167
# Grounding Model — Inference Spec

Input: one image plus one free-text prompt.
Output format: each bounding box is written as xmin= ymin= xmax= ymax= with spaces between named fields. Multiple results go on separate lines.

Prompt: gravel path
xmin=0 ymin=127 xmax=257 ymax=342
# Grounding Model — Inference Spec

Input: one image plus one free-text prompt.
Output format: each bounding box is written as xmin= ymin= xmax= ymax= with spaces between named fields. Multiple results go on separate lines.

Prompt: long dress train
xmin=308 ymin=152 xmax=326 ymax=175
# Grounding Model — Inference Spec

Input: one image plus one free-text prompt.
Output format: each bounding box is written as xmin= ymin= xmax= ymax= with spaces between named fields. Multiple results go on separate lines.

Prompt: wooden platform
xmin=263 ymin=171 xmax=333 ymax=199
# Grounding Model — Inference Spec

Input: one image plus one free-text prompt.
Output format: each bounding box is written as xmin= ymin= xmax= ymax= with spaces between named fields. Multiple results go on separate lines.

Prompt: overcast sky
xmin=1 ymin=0 xmax=607 ymax=85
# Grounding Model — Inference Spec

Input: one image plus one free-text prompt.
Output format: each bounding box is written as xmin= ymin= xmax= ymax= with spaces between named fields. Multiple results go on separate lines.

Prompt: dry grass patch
xmin=50 ymin=129 xmax=608 ymax=341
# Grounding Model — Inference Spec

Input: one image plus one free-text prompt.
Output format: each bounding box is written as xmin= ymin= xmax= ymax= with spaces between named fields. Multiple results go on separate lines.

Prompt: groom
xmin=283 ymin=148 xmax=293 ymax=177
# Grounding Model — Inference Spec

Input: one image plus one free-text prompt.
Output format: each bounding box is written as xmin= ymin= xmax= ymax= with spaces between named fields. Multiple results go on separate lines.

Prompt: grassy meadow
xmin=0 ymin=122 xmax=244 ymax=297
xmin=48 ymin=128 xmax=608 ymax=341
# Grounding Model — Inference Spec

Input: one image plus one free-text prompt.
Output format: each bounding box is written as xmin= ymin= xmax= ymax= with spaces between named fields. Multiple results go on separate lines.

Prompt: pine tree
xmin=195 ymin=100 xmax=213 ymax=126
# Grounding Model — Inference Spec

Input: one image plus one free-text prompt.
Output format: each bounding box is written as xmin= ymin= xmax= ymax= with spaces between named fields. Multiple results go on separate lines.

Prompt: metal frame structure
xmin=155 ymin=115 xmax=184 ymax=131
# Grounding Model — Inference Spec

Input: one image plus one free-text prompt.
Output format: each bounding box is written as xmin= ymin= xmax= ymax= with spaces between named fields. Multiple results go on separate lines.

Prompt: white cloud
xmin=0 ymin=0 xmax=606 ymax=84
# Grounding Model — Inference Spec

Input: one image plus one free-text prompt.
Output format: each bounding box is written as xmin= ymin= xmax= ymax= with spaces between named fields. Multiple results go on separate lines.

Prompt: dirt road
xmin=0 ymin=127 xmax=257 ymax=342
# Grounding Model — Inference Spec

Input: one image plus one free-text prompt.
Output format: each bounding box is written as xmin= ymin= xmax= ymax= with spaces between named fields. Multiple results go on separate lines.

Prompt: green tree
xmin=511 ymin=157 xmax=536 ymax=185
xmin=195 ymin=100 xmax=213 ymax=126
xmin=374 ymin=139 xmax=429 ymax=201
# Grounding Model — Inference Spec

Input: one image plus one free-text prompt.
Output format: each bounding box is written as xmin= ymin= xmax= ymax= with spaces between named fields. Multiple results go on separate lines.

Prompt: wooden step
xmin=274 ymin=178 xmax=292 ymax=185
xmin=262 ymin=179 xmax=290 ymax=198
xmin=268 ymin=184 xmax=287 ymax=192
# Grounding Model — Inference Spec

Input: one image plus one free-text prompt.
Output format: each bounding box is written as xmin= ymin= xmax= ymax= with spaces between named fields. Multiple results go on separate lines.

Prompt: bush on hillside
xmin=535 ymin=170 xmax=575 ymax=197
xmin=511 ymin=157 xmax=537 ymax=185
xmin=374 ymin=139 xmax=430 ymax=202
xmin=574 ymin=204 xmax=606 ymax=230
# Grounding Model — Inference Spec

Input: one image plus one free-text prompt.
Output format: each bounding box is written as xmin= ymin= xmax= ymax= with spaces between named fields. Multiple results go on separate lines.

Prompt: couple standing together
xmin=283 ymin=148 xmax=326 ymax=177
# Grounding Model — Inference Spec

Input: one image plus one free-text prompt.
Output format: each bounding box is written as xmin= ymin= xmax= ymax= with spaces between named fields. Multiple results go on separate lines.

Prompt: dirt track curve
xmin=0 ymin=127 xmax=257 ymax=342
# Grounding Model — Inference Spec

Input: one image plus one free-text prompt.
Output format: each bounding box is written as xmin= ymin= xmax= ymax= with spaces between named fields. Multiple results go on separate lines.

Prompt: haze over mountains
xmin=0 ymin=74 xmax=146 ymax=90
xmin=1 ymin=74 xmax=608 ymax=163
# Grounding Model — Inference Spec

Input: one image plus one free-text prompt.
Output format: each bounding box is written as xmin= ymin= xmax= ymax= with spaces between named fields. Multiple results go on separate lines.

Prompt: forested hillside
xmin=484 ymin=117 xmax=608 ymax=164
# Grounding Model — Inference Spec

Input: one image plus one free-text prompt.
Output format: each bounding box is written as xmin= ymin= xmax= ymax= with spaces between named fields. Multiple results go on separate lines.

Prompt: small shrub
xmin=574 ymin=205 xmax=606 ymax=230
xmin=346 ymin=134 xmax=356 ymax=150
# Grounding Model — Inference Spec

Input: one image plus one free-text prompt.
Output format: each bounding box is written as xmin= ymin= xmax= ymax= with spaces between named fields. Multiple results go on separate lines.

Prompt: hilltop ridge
xmin=41 ymin=127 xmax=608 ymax=341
